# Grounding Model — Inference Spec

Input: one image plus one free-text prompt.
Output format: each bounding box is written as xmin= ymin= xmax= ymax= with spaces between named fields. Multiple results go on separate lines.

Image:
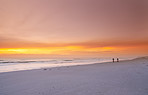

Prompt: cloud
xmin=0 ymin=35 xmax=148 ymax=48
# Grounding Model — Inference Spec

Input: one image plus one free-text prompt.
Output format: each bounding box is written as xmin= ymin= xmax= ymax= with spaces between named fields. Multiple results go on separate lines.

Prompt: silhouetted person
xmin=117 ymin=58 xmax=119 ymax=62
xmin=112 ymin=58 xmax=115 ymax=62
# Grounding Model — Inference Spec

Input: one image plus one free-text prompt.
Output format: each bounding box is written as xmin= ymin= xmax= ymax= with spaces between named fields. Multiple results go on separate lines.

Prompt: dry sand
xmin=0 ymin=58 xmax=148 ymax=95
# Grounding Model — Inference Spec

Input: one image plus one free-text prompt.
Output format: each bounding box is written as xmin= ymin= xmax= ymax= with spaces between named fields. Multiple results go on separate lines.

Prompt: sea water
xmin=0 ymin=58 xmax=111 ymax=73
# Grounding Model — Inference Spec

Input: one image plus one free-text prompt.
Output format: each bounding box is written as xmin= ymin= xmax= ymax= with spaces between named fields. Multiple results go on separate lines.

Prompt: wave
xmin=0 ymin=58 xmax=111 ymax=73
xmin=0 ymin=58 xmax=102 ymax=64
xmin=0 ymin=58 xmax=111 ymax=66
xmin=0 ymin=60 xmax=58 ymax=64
xmin=0 ymin=59 xmax=76 ymax=64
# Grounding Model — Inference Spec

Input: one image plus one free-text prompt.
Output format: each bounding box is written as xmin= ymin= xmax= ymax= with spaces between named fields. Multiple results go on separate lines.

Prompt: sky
xmin=0 ymin=0 xmax=148 ymax=58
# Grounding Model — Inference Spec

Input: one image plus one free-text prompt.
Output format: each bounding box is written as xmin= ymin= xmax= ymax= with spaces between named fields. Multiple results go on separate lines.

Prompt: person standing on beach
xmin=117 ymin=58 xmax=119 ymax=62
xmin=112 ymin=58 xmax=115 ymax=62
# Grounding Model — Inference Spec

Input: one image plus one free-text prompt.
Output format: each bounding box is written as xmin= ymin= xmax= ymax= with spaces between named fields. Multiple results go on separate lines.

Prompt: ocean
xmin=0 ymin=58 xmax=112 ymax=73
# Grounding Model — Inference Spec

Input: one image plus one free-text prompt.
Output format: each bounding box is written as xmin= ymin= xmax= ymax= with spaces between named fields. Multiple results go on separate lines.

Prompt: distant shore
xmin=0 ymin=58 xmax=148 ymax=95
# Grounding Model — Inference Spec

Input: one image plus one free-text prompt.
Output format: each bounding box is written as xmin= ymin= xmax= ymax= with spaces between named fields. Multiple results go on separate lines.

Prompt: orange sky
xmin=0 ymin=0 xmax=148 ymax=58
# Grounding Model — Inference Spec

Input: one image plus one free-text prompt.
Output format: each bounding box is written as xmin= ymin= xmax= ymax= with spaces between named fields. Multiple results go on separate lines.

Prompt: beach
xmin=0 ymin=58 xmax=148 ymax=95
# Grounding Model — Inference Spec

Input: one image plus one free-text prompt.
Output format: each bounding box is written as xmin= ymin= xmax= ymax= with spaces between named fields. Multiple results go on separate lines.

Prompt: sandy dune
xmin=0 ymin=58 xmax=148 ymax=95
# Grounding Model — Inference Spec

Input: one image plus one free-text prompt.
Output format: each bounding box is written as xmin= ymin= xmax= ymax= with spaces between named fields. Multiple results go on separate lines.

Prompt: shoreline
xmin=0 ymin=59 xmax=112 ymax=74
xmin=0 ymin=59 xmax=129 ymax=74
xmin=0 ymin=58 xmax=113 ymax=73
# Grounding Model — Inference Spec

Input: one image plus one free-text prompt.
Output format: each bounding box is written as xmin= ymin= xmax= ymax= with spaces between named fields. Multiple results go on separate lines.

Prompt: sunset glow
xmin=0 ymin=0 xmax=148 ymax=58
xmin=0 ymin=46 xmax=118 ymax=54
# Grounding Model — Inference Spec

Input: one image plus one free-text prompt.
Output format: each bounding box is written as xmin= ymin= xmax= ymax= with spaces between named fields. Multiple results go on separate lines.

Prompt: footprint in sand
xmin=98 ymin=91 xmax=104 ymax=95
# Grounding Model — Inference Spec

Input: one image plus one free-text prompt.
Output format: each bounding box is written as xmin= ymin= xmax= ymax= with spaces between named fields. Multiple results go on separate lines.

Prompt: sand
xmin=0 ymin=58 xmax=148 ymax=95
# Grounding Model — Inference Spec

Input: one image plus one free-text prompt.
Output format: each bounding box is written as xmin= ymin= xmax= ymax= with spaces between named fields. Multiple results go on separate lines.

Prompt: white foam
xmin=0 ymin=58 xmax=111 ymax=73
